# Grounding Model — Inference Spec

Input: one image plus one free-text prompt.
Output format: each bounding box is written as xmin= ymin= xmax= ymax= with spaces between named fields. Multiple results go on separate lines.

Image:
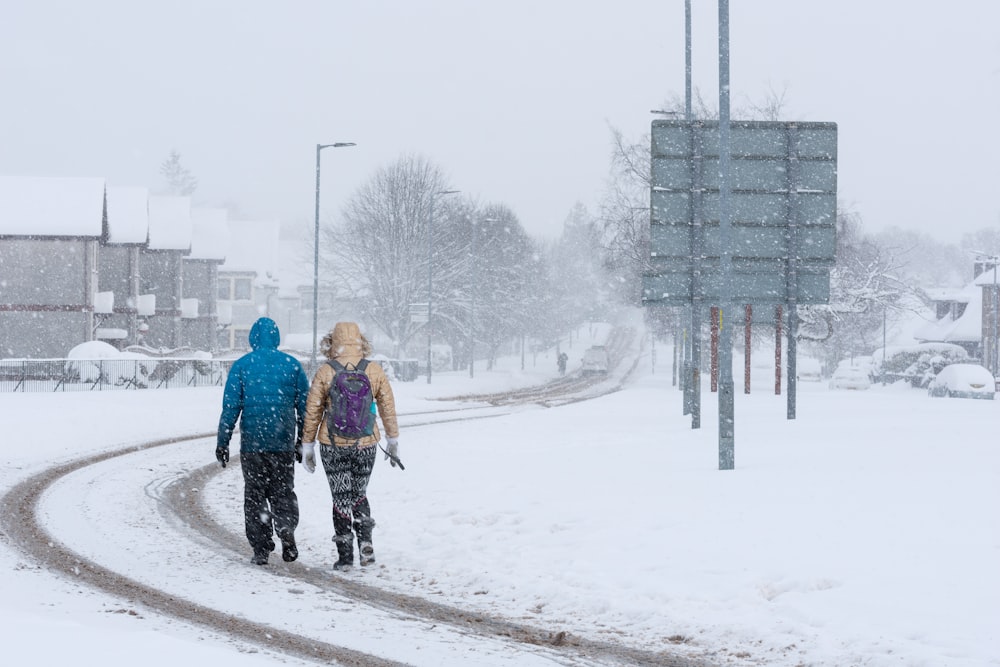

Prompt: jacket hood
xmin=249 ymin=317 xmax=280 ymax=350
xmin=326 ymin=321 xmax=364 ymax=359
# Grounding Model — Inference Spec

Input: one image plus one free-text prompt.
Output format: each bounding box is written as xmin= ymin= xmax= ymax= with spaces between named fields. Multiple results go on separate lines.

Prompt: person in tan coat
xmin=300 ymin=321 xmax=400 ymax=570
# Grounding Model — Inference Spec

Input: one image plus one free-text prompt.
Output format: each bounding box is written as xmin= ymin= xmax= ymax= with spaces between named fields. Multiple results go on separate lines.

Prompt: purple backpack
xmin=326 ymin=359 xmax=377 ymax=440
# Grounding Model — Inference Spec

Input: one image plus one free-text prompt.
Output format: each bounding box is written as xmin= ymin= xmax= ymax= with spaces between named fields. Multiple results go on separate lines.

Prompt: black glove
xmin=294 ymin=440 xmax=303 ymax=463
xmin=216 ymin=446 xmax=229 ymax=468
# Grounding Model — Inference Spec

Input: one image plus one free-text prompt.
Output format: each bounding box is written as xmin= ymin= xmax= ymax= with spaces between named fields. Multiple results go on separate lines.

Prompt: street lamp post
xmin=717 ymin=0 xmax=735 ymax=469
xmin=992 ymin=256 xmax=998 ymax=382
xmin=426 ymin=189 xmax=460 ymax=384
xmin=312 ymin=142 xmax=356 ymax=374
xmin=469 ymin=217 xmax=478 ymax=379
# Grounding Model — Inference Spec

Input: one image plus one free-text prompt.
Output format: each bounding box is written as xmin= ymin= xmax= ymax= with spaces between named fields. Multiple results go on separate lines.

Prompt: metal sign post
xmin=717 ymin=0 xmax=734 ymax=469
xmin=643 ymin=116 xmax=837 ymax=468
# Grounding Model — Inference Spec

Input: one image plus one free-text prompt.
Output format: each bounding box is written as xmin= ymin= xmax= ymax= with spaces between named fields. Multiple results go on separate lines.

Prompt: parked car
xmin=829 ymin=365 xmax=871 ymax=390
xmin=927 ymin=364 xmax=996 ymax=400
xmin=581 ymin=345 xmax=609 ymax=375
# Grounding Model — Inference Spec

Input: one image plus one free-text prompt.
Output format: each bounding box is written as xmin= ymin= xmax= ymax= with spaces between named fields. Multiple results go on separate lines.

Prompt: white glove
xmin=301 ymin=442 xmax=317 ymax=474
xmin=385 ymin=437 xmax=400 ymax=468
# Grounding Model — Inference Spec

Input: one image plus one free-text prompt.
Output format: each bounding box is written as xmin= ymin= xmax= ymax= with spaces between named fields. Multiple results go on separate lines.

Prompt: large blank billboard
xmin=643 ymin=120 xmax=837 ymax=305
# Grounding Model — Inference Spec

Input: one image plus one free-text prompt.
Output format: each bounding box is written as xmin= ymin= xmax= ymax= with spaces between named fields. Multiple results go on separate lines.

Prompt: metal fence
xmin=0 ymin=358 xmax=234 ymax=392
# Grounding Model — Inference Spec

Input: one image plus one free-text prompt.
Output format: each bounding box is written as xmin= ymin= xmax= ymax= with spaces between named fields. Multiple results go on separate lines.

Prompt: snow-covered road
xmin=4 ymin=326 xmax=997 ymax=667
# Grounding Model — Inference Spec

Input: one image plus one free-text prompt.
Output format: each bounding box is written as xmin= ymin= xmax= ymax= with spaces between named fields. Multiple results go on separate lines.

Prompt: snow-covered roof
xmin=923 ymin=287 xmax=969 ymax=303
xmin=0 ymin=175 xmax=106 ymax=238
xmin=220 ymin=220 xmax=280 ymax=284
xmin=973 ymin=267 xmax=1000 ymax=286
xmin=105 ymin=186 xmax=149 ymax=244
xmin=914 ymin=281 xmax=983 ymax=343
xmin=147 ymin=195 xmax=192 ymax=251
xmin=187 ymin=207 xmax=229 ymax=261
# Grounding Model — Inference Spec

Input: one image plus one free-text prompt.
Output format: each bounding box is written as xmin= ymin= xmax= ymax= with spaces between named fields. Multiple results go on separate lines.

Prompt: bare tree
xmin=325 ymin=154 xmax=450 ymax=355
xmin=872 ymin=226 xmax=968 ymax=289
xmin=738 ymin=83 xmax=792 ymax=121
xmin=599 ymin=127 xmax=652 ymax=305
xmin=326 ymin=156 xmax=539 ymax=365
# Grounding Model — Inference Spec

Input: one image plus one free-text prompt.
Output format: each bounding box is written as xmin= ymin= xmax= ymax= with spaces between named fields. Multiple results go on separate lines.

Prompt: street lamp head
xmin=435 ymin=189 xmax=460 ymax=196
xmin=319 ymin=142 xmax=357 ymax=150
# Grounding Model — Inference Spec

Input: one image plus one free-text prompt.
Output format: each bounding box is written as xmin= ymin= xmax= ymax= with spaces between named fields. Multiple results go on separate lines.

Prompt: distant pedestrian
xmin=558 ymin=351 xmax=568 ymax=375
xmin=217 ymin=317 xmax=310 ymax=566
xmin=300 ymin=321 xmax=400 ymax=570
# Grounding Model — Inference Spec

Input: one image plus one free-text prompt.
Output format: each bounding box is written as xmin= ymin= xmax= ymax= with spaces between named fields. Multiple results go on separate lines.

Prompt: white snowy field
xmin=1 ymin=337 xmax=998 ymax=666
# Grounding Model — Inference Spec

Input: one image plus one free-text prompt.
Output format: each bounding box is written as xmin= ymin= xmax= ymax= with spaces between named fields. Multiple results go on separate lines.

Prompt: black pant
xmin=241 ymin=451 xmax=298 ymax=554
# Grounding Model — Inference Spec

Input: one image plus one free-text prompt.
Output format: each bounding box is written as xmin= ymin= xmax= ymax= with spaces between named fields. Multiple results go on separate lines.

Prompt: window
xmin=233 ymin=327 xmax=251 ymax=350
xmin=234 ymin=278 xmax=252 ymax=301
xmin=217 ymin=280 xmax=230 ymax=300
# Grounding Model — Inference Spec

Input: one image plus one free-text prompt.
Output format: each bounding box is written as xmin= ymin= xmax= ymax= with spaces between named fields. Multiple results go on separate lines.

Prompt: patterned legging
xmin=320 ymin=443 xmax=377 ymax=541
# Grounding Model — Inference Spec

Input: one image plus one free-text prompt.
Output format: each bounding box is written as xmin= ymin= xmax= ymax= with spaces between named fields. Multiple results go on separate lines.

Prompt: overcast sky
xmin=2 ymin=1 xmax=997 ymax=243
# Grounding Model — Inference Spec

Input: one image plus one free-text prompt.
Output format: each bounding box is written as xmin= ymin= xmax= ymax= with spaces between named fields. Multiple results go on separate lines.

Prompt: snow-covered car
xmin=828 ymin=365 xmax=871 ymax=390
xmin=927 ymin=364 xmax=996 ymax=400
xmin=64 ymin=340 xmax=157 ymax=386
xmin=581 ymin=345 xmax=609 ymax=375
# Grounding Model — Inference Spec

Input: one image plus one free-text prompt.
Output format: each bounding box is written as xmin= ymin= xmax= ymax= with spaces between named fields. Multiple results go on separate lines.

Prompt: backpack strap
xmin=328 ymin=359 xmax=367 ymax=373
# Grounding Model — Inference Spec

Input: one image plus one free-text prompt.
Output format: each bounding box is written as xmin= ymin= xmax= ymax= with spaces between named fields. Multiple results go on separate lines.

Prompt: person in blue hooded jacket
xmin=217 ymin=317 xmax=310 ymax=565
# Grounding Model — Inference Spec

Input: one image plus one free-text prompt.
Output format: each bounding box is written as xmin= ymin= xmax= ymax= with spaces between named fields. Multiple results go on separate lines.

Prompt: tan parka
xmin=302 ymin=322 xmax=399 ymax=448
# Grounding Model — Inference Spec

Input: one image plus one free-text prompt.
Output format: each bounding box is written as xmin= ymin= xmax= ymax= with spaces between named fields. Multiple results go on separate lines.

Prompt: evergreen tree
xmin=159 ymin=150 xmax=198 ymax=196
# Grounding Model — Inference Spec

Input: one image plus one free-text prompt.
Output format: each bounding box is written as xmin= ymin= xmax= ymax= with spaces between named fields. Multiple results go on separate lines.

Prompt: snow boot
xmin=251 ymin=549 xmax=269 ymax=566
xmin=279 ymin=532 xmax=298 ymax=562
xmin=354 ymin=515 xmax=375 ymax=566
xmin=333 ymin=533 xmax=354 ymax=570
xmin=359 ymin=541 xmax=375 ymax=566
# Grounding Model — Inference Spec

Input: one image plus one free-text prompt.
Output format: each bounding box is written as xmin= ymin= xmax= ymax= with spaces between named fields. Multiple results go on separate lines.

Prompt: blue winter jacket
xmin=217 ymin=318 xmax=310 ymax=453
